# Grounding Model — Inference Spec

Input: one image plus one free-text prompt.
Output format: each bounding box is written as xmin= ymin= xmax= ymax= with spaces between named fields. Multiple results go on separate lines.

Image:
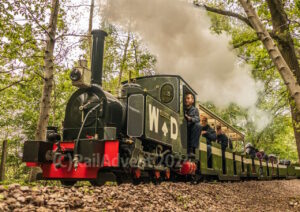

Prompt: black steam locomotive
xmin=23 ymin=30 xmax=300 ymax=186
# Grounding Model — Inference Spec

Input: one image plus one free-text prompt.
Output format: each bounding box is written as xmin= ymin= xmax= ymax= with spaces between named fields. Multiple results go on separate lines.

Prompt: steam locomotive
xmin=23 ymin=30 xmax=300 ymax=186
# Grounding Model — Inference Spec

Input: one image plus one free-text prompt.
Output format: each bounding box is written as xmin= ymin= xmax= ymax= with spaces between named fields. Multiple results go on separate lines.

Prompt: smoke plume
xmin=101 ymin=0 xmax=271 ymax=130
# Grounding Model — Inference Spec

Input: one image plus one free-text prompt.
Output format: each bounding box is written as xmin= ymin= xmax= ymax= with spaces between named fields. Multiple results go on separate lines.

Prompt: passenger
xmin=216 ymin=125 xmax=229 ymax=151
xmin=257 ymin=149 xmax=268 ymax=161
xmin=245 ymin=143 xmax=257 ymax=159
xmin=262 ymin=151 xmax=269 ymax=162
xmin=216 ymin=125 xmax=229 ymax=174
xmin=200 ymin=116 xmax=217 ymax=145
xmin=184 ymin=93 xmax=201 ymax=155
xmin=245 ymin=143 xmax=258 ymax=173
xmin=200 ymin=116 xmax=216 ymax=168
xmin=228 ymin=138 xmax=233 ymax=150
xmin=256 ymin=149 xmax=264 ymax=176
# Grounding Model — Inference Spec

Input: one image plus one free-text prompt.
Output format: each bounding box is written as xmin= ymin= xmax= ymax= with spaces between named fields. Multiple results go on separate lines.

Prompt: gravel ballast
xmin=0 ymin=180 xmax=300 ymax=211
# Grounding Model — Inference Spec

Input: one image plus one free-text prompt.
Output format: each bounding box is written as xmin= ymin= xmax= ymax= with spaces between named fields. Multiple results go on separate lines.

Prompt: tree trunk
xmin=290 ymin=100 xmax=300 ymax=164
xmin=52 ymin=79 xmax=56 ymax=126
xmin=0 ymin=140 xmax=8 ymax=181
xmin=35 ymin=0 xmax=60 ymax=141
xmin=118 ymin=32 xmax=131 ymax=88
xmin=133 ymin=38 xmax=139 ymax=75
xmin=266 ymin=0 xmax=300 ymax=164
xmin=291 ymin=103 xmax=300 ymax=164
xmin=88 ymin=0 xmax=95 ymax=60
xmin=266 ymin=0 xmax=300 ymax=83
xmin=30 ymin=0 xmax=60 ymax=182
xmin=238 ymin=0 xmax=300 ymax=112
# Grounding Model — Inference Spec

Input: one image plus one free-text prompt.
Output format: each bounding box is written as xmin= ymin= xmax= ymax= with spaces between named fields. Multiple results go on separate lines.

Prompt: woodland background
xmin=0 ymin=0 xmax=299 ymax=183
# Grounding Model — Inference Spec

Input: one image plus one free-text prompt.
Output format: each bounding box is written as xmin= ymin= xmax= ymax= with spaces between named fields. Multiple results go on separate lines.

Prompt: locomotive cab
xmin=122 ymin=75 xmax=197 ymax=156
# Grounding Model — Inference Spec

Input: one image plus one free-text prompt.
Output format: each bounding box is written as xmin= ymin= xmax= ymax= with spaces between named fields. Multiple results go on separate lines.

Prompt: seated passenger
xmin=269 ymin=154 xmax=278 ymax=175
xmin=200 ymin=116 xmax=216 ymax=168
xmin=245 ymin=143 xmax=257 ymax=159
xmin=256 ymin=149 xmax=265 ymax=176
xmin=279 ymin=159 xmax=291 ymax=166
xmin=262 ymin=151 xmax=269 ymax=162
xmin=256 ymin=149 xmax=268 ymax=161
xmin=245 ymin=143 xmax=258 ymax=173
xmin=228 ymin=138 xmax=233 ymax=150
xmin=216 ymin=125 xmax=229 ymax=174
xmin=184 ymin=93 xmax=201 ymax=155
xmin=269 ymin=154 xmax=277 ymax=164
xmin=216 ymin=125 xmax=229 ymax=151
xmin=200 ymin=116 xmax=217 ymax=145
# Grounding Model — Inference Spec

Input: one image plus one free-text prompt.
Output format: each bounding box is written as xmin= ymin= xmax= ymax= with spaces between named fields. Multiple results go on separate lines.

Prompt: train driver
xmin=184 ymin=93 xmax=201 ymax=155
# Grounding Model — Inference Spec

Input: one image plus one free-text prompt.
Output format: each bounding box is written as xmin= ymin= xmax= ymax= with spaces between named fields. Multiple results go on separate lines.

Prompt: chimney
xmin=91 ymin=30 xmax=108 ymax=86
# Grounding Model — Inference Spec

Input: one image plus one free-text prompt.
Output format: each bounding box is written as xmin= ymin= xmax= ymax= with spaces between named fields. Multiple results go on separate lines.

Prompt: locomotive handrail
xmin=73 ymin=100 xmax=103 ymax=170
xmin=198 ymin=104 xmax=245 ymax=141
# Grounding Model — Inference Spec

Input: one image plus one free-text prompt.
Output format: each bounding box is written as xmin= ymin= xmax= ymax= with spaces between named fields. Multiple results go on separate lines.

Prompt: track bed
xmin=1 ymin=180 xmax=300 ymax=211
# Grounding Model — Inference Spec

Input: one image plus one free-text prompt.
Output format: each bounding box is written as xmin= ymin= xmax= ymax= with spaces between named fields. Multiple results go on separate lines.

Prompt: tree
xmin=238 ymin=0 xmax=300 ymax=109
xmin=0 ymin=140 xmax=8 ymax=181
xmin=118 ymin=31 xmax=131 ymax=88
xmin=194 ymin=0 xmax=300 ymax=163
xmin=88 ymin=0 xmax=95 ymax=60
xmin=264 ymin=0 xmax=300 ymax=166
xmin=30 ymin=0 xmax=60 ymax=182
xmin=1 ymin=0 xmax=93 ymax=181
xmin=35 ymin=0 xmax=60 ymax=141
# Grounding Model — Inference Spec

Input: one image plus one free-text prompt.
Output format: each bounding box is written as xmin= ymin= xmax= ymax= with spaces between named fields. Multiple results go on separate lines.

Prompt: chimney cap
xmin=92 ymin=29 xmax=108 ymax=37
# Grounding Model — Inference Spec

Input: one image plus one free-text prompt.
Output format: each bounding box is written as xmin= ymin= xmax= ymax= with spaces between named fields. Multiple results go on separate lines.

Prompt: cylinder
xmin=91 ymin=30 xmax=108 ymax=86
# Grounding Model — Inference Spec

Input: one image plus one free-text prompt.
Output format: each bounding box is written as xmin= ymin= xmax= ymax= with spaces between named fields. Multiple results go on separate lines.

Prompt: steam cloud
xmin=101 ymin=0 xmax=270 ymax=130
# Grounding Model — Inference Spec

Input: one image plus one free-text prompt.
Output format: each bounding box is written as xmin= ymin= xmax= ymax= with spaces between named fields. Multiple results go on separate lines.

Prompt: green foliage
xmin=200 ymin=0 xmax=299 ymax=161
xmin=246 ymin=116 xmax=298 ymax=161
xmin=0 ymin=0 xmax=73 ymax=181
xmin=0 ymin=1 xmax=157 ymax=183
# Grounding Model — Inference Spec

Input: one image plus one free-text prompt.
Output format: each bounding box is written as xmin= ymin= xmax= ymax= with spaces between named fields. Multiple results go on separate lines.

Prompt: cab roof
xmin=122 ymin=74 xmax=198 ymax=95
